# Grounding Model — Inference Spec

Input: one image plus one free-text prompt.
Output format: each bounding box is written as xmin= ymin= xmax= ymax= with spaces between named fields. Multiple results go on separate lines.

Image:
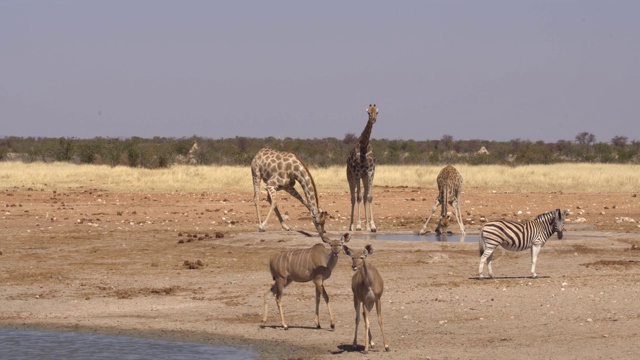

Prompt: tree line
xmin=0 ymin=132 xmax=638 ymax=168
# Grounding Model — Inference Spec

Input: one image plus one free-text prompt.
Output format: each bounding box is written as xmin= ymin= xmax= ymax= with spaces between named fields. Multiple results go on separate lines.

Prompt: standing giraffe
xmin=347 ymin=104 xmax=378 ymax=232
xmin=419 ymin=165 xmax=465 ymax=235
xmin=251 ymin=148 xmax=327 ymax=234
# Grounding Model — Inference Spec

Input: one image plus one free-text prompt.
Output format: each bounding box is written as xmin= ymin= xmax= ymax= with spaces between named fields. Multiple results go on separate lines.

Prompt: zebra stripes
xmin=478 ymin=208 xmax=567 ymax=278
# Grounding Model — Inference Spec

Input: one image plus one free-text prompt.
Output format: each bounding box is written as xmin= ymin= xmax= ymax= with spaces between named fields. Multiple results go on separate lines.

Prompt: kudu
xmin=262 ymin=233 xmax=351 ymax=330
xmin=343 ymin=243 xmax=390 ymax=353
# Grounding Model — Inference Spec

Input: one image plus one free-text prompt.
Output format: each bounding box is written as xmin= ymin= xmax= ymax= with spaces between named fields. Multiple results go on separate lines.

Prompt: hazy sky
xmin=2 ymin=1 xmax=639 ymax=143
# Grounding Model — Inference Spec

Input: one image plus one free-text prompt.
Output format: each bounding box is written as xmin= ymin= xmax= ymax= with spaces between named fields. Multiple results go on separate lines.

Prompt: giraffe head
xmin=313 ymin=210 xmax=328 ymax=235
xmin=366 ymin=104 xmax=378 ymax=124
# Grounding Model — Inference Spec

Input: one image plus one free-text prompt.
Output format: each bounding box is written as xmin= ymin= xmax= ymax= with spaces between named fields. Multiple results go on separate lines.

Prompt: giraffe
xmin=251 ymin=148 xmax=327 ymax=234
xmin=346 ymin=104 xmax=378 ymax=232
xmin=419 ymin=165 xmax=465 ymax=236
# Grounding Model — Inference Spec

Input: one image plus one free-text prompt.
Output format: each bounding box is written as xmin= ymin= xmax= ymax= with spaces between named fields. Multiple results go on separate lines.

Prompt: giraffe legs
xmin=260 ymin=186 xmax=291 ymax=232
xmin=419 ymin=198 xmax=440 ymax=235
xmin=348 ymin=170 xmax=362 ymax=231
xmin=452 ymin=199 xmax=466 ymax=235
xmin=362 ymin=175 xmax=376 ymax=232
xmin=252 ymin=173 xmax=266 ymax=232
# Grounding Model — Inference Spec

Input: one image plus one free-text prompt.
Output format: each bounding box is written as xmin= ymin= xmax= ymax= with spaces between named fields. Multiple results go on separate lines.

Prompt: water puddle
xmin=0 ymin=328 xmax=256 ymax=360
xmin=353 ymin=233 xmax=479 ymax=243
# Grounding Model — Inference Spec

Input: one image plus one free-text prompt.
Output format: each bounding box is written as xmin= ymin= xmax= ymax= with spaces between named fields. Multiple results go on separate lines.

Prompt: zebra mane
xmin=534 ymin=208 xmax=568 ymax=223
xmin=534 ymin=209 xmax=558 ymax=222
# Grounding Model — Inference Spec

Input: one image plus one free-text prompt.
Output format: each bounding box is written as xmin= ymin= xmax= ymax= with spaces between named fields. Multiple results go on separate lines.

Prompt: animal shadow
xmin=296 ymin=230 xmax=315 ymax=237
xmin=332 ymin=344 xmax=366 ymax=354
xmin=259 ymin=324 xmax=332 ymax=331
xmin=469 ymin=275 xmax=551 ymax=280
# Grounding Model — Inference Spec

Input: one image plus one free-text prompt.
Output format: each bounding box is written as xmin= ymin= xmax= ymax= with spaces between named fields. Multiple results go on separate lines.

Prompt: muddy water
xmin=0 ymin=328 xmax=256 ymax=360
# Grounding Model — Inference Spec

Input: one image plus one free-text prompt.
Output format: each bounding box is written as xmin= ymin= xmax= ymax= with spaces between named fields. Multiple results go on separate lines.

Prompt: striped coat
xmin=478 ymin=209 xmax=567 ymax=278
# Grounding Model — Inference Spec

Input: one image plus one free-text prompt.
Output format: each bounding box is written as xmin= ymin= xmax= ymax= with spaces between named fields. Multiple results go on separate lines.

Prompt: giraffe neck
xmin=358 ymin=119 xmax=374 ymax=154
xmin=293 ymin=156 xmax=321 ymax=216
xmin=303 ymin=177 xmax=321 ymax=217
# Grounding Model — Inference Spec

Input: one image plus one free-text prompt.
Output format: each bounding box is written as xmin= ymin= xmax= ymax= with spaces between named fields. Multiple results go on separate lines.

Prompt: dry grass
xmin=0 ymin=162 xmax=638 ymax=194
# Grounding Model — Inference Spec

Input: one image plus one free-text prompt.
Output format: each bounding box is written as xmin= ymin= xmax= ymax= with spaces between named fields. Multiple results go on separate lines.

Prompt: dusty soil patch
xmin=1 ymin=187 xmax=640 ymax=359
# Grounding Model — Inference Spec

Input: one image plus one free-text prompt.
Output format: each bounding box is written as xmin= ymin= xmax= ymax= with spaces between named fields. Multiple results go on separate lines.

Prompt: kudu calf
xmin=262 ymin=233 xmax=351 ymax=330
xmin=343 ymin=244 xmax=390 ymax=353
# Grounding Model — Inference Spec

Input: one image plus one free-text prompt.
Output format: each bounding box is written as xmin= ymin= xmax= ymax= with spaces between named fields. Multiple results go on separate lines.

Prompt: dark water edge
xmin=0 ymin=324 xmax=310 ymax=360
xmin=0 ymin=327 xmax=257 ymax=360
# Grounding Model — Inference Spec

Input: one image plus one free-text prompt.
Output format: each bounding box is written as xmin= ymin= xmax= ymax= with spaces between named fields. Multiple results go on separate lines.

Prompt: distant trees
xmin=575 ymin=132 xmax=596 ymax=146
xmin=0 ymin=132 xmax=638 ymax=168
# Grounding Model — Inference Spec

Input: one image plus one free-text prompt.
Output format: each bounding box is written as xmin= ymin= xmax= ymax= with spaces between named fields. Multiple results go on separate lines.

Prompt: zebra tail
xmin=479 ymin=227 xmax=486 ymax=256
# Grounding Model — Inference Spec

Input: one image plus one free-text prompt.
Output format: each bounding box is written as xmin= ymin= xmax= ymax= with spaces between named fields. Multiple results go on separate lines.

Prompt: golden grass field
xmin=1 ymin=162 xmax=638 ymax=193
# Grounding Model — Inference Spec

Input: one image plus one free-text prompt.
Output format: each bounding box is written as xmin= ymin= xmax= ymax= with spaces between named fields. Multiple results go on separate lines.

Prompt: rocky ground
xmin=1 ymin=186 xmax=639 ymax=359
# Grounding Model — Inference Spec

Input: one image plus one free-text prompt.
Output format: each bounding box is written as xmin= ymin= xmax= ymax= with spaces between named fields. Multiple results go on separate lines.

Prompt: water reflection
xmin=354 ymin=233 xmax=477 ymax=243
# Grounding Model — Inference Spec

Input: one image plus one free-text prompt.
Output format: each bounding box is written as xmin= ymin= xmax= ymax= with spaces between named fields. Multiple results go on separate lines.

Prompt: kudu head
xmin=321 ymin=232 xmax=351 ymax=257
xmin=342 ymin=243 xmax=374 ymax=271
xmin=553 ymin=209 xmax=568 ymax=240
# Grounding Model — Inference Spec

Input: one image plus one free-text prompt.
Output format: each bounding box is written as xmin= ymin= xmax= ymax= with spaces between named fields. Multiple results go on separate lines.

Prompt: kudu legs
xmin=353 ymin=299 xmax=389 ymax=353
xmin=262 ymin=277 xmax=335 ymax=330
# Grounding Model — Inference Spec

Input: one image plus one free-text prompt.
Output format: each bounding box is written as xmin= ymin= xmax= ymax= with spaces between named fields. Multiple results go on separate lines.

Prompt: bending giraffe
xmin=419 ymin=165 xmax=465 ymax=235
xmin=347 ymin=104 xmax=378 ymax=232
xmin=251 ymin=148 xmax=327 ymax=234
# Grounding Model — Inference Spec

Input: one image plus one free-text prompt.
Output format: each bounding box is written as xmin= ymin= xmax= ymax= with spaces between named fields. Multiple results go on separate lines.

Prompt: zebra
xmin=478 ymin=208 xmax=568 ymax=279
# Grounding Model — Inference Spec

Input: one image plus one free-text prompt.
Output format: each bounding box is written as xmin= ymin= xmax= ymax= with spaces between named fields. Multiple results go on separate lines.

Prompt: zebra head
xmin=552 ymin=209 xmax=568 ymax=239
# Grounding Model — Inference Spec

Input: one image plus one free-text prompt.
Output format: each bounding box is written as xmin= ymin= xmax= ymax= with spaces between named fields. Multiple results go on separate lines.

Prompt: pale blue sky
xmin=1 ymin=0 xmax=639 ymax=143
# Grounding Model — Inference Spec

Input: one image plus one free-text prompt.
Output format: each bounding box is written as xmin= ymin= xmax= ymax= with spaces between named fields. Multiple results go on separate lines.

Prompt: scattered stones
xmin=183 ymin=259 xmax=204 ymax=269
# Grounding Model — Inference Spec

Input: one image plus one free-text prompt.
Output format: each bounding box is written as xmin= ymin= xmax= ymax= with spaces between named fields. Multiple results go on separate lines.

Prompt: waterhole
xmin=0 ymin=328 xmax=256 ymax=360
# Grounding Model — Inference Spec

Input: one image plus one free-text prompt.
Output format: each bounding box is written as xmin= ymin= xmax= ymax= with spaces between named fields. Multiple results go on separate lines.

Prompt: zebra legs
xmin=531 ymin=243 xmax=542 ymax=278
xmin=478 ymin=245 xmax=496 ymax=279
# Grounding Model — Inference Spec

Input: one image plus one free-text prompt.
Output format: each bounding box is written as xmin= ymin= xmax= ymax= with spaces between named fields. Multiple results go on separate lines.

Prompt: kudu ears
xmin=321 ymin=232 xmax=351 ymax=245
xmin=364 ymin=243 xmax=374 ymax=256
xmin=342 ymin=245 xmax=353 ymax=256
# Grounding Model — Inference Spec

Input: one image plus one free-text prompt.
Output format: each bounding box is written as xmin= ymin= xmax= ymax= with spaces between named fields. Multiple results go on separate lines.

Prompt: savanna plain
xmin=1 ymin=162 xmax=639 ymax=359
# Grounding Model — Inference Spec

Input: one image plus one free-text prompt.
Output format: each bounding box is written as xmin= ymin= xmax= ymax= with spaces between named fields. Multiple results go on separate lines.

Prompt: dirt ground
xmin=1 ymin=185 xmax=640 ymax=359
